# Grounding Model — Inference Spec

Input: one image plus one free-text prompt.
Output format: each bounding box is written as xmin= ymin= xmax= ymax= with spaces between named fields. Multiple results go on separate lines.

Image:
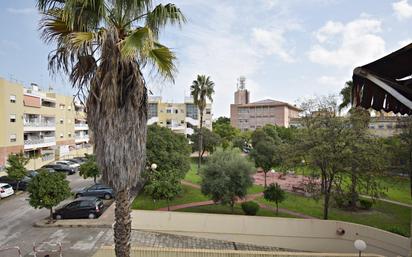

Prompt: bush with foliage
xmin=27 ymin=170 xmax=71 ymax=221
xmin=241 ymin=201 xmax=260 ymax=216
xmin=359 ymin=199 xmax=373 ymax=210
xmin=201 ymin=147 xmax=254 ymax=213
xmin=263 ymin=183 xmax=285 ymax=215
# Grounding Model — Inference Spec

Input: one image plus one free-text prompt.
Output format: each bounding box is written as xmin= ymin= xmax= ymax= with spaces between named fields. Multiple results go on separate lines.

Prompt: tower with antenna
xmin=234 ymin=76 xmax=249 ymax=104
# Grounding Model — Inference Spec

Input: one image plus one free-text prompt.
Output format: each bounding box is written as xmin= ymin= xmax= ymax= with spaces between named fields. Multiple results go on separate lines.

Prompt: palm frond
xmin=148 ymin=45 xmax=176 ymax=81
xmin=146 ymin=4 xmax=186 ymax=37
xmin=120 ymin=27 xmax=153 ymax=57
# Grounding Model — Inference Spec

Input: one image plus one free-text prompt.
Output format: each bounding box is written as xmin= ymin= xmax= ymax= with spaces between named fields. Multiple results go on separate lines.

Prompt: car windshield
xmin=1 ymin=185 xmax=11 ymax=189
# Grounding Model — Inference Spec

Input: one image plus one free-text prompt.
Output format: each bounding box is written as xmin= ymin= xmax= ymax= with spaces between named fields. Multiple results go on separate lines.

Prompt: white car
xmin=0 ymin=183 xmax=14 ymax=199
xmin=56 ymin=160 xmax=80 ymax=169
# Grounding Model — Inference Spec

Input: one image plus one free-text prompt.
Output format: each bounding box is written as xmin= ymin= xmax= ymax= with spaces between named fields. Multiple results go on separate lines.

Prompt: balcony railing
xmin=24 ymin=122 xmax=55 ymax=127
xmin=75 ymin=135 xmax=89 ymax=140
xmin=74 ymin=123 xmax=88 ymax=127
xmin=24 ymin=137 xmax=55 ymax=145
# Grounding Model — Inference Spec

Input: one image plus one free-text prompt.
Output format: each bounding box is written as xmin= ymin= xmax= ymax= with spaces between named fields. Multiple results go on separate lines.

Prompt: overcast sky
xmin=0 ymin=0 xmax=411 ymax=117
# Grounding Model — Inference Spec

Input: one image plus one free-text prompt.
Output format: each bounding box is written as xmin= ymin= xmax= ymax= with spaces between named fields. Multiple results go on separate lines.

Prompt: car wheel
xmin=75 ymin=193 xmax=82 ymax=198
xmin=88 ymin=213 xmax=96 ymax=219
xmin=104 ymin=194 xmax=111 ymax=200
xmin=55 ymin=214 xmax=62 ymax=220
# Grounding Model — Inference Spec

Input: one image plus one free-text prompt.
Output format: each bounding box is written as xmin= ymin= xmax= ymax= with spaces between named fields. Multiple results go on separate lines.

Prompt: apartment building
xmin=0 ymin=78 xmax=92 ymax=170
xmin=148 ymin=96 xmax=212 ymax=135
xmin=230 ymin=77 xmax=301 ymax=131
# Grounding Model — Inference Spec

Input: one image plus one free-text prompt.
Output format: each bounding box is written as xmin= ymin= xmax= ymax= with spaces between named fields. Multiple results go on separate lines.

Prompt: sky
xmin=0 ymin=0 xmax=411 ymax=117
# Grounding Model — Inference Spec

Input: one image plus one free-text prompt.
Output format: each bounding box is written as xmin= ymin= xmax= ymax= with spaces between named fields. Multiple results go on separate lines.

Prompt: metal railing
xmin=0 ymin=246 xmax=22 ymax=257
xmin=24 ymin=137 xmax=55 ymax=145
xmin=74 ymin=123 xmax=88 ymax=127
xmin=75 ymin=136 xmax=89 ymax=140
xmin=24 ymin=122 xmax=55 ymax=127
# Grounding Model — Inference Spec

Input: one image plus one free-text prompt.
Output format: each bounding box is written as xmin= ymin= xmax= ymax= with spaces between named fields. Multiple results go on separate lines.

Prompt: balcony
xmin=75 ymin=135 xmax=89 ymax=143
xmin=74 ymin=123 xmax=89 ymax=130
xmin=24 ymin=121 xmax=56 ymax=132
xmin=24 ymin=137 xmax=56 ymax=150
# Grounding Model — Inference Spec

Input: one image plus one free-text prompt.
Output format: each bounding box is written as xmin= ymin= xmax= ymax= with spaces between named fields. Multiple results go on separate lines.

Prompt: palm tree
xmin=36 ymin=1 xmax=185 ymax=256
xmin=190 ymin=75 xmax=215 ymax=168
xmin=338 ymin=80 xmax=353 ymax=112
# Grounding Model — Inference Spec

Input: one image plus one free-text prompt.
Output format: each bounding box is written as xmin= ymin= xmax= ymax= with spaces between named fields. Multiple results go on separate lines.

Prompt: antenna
xmin=238 ymin=76 xmax=246 ymax=90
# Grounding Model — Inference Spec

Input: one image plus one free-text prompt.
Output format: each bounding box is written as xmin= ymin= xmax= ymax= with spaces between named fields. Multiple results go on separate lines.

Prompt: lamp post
xmin=354 ymin=239 xmax=367 ymax=257
xmin=301 ymin=159 xmax=305 ymax=176
xmin=151 ymin=163 xmax=157 ymax=171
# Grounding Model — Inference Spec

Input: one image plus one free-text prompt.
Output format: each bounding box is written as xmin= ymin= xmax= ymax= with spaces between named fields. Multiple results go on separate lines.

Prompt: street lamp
xmin=151 ymin=163 xmax=157 ymax=171
xmin=354 ymin=239 xmax=367 ymax=257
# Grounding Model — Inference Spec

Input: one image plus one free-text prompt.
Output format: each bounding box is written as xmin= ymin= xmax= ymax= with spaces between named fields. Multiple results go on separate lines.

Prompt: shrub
xmin=359 ymin=199 xmax=373 ymax=210
xmin=241 ymin=201 xmax=260 ymax=216
xmin=387 ymin=226 xmax=408 ymax=237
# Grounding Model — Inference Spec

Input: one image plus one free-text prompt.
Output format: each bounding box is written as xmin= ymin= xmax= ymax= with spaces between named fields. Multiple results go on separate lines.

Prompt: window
xmin=10 ymin=95 xmax=16 ymax=103
xmin=148 ymin=103 xmax=158 ymax=119
xmin=9 ymin=134 xmax=16 ymax=143
xmin=166 ymin=119 xmax=171 ymax=125
xmin=174 ymin=109 xmax=178 ymax=114
xmin=68 ymin=133 xmax=72 ymax=137
xmin=80 ymin=201 xmax=93 ymax=207
xmin=206 ymin=109 xmax=211 ymax=115
xmin=60 ymin=133 xmax=63 ymax=138
xmin=9 ymin=114 xmax=16 ymax=123
xmin=186 ymin=104 xmax=198 ymax=119
xmin=60 ymin=119 xmax=64 ymax=124
xmin=68 ymin=106 xmax=72 ymax=111
xmin=387 ymin=124 xmax=393 ymax=129
xmin=181 ymin=120 xmax=185 ymax=124
xmin=166 ymin=109 xmax=172 ymax=114
xmin=59 ymin=104 xmax=65 ymax=109
xmin=378 ymin=125 xmax=384 ymax=129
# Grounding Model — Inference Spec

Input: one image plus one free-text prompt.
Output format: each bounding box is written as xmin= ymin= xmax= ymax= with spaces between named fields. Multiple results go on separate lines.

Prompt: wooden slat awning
xmin=352 ymin=43 xmax=412 ymax=115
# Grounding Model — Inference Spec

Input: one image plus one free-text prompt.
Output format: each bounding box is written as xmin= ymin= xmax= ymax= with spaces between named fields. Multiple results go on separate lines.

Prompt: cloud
xmin=308 ymin=17 xmax=385 ymax=68
xmin=399 ymin=38 xmax=412 ymax=46
xmin=393 ymin=0 xmax=412 ymax=20
xmin=252 ymin=28 xmax=296 ymax=63
xmin=6 ymin=8 xmax=36 ymax=14
xmin=317 ymin=76 xmax=347 ymax=91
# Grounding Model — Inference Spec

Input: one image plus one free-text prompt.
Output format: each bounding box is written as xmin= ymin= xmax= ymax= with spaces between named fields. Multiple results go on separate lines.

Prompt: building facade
xmin=0 ymin=78 xmax=92 ymax=170
xmin=230 ymin=78 xmax=300 ymax=131
xmin=147 ymin=96 xmax=212 ymax=135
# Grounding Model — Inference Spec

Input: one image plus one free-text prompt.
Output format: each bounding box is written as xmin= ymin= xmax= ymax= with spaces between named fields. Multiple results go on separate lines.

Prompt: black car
xmin=65 ymin=158 xmax=84 ymax=164
xmin=42 ymin=164 xmax=75 ymax=175
xmin=75 ymin=184 xmax=114 ymax=200
xmin=53 ymin=197 xmax=104 ymax=219
xmin=0 ymin=176 xmax=30 ymax=191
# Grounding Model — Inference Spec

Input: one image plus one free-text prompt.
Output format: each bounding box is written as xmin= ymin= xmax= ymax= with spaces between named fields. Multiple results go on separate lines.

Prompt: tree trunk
xmin=323 ymin=193 xmax=329 ymax=220
xmin=16 ymin=181 xmax=20 ymax=192
xmin=86 ymin=30 xmax=147 ymax=257
xmin=230 ymin=202 xmax=234 ymax=214
xmin=94 ymin=176 xmax=97 ymax=184
xmin=264 ymin=171 xmax=267 ymax=188
xmin=167 ymin=199 xmax=170 ymax=211
xmin=114 ymin=190 xmax=131 ymax=257
xmin=49 ymin=207 xmax=53 ymax=222
xmin=275 ymin=201 xmax=279 ymax=215
xmin=350 ymin=172 xmax=358 ymax=210
xmin=198 ymin=113 xmax=203 ymax=168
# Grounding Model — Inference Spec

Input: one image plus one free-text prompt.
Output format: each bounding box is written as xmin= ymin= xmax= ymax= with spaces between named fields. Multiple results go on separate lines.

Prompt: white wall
xmin=131 ymin=210 xmax=409 ymax=257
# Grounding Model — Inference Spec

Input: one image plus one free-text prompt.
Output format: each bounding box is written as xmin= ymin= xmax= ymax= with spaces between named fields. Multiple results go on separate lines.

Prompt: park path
xmin=360 ymin=195 xmax=412 ymax=208
xmin=158 ymin=180 xmax=316 ymax=219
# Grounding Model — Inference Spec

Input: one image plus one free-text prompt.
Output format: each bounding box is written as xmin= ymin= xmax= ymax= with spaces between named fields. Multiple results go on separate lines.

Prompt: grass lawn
xmin=178 ymin=203 xmax=297 ymax=218
xmin=256 ymin=192 xmax=410 ymax=237
xmin=132 ymin=184 xmax=209 ymax=210
xmin=184 ymin=163 xmax=202 ymax=184
xmin=247 ymin=184 xmax=265 ymax=194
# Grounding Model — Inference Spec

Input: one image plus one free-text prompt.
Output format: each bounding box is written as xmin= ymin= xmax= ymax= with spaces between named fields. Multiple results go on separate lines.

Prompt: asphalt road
xmin=0 ymin=173 xmax=111 ymax=257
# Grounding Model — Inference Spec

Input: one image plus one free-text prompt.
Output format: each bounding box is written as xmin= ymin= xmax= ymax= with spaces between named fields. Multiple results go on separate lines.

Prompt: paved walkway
xmin=361 ymin=195 xmax=412 ymax=208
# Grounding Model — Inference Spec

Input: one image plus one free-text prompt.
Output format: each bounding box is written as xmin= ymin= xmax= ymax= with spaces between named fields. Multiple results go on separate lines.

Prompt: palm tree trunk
xmin=114 ymin=190 xmax=131 ymax=257
xmin=198 ymin=113 xmax=203 ymax=168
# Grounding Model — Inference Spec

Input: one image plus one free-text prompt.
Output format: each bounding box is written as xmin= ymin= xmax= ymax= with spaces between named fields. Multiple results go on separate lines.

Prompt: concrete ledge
xmin=92 ymin=246 xmax=384 ymax=257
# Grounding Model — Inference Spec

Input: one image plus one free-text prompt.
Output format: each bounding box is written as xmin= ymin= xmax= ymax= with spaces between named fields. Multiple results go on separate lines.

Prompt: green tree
xmin=250 ymin=139 xmax=279 ymax=188
xmin=79 ymin=155 xmax=100 ymax=184
xmin=190 ymin=75 xmax=215 ymax=168
xmin=147 ymin=125 xmax=191 ymax=179
xmin=263 ymin=183 xmax=285 ymax=215
xmin=190 ymin=128 xmax=221 ymax=161
xmin=27 ymin=170 xmax=71 ymax=221
xmin=338 ymin=80 xmax=353 ymax=112
xmin=212 ymin=117 xmax=239 ymax=148
xmin=144 ymin=169 xmax=181 ymax=211
xmin=399 ymin=116 xmax=412 ymax=198
xmin=37 ymin=1 xmax=185 ymax=256
xmin=201 ymin=148 xmax=253 ymax=213
xmin=5 ymin=152 xmax=29 ymax=191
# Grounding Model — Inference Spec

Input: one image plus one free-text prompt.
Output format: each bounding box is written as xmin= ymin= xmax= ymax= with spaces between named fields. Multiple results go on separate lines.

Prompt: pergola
xmin=352 ymin=43 xmax=412 ymax=115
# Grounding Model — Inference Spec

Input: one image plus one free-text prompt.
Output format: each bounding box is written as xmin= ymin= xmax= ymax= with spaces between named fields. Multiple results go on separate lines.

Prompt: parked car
xmin=56 ymin=160 xmax=80 ymax=169
xmin=73 ymin=156 xmax=87 ymax=162
xmin=42 ymin=164 xmax=75 ymax=175
xmin=65 ymin=158 xmax=84 ymax=164
xmin=53 ymin=197 xmax=104 ymax=219
xmin=75 ymin=184 xmax=114 ymax=200
xmin=0 ymin=176 xmax=30 ymax=191
xmin=0 ymin=183 xmax=14 ymax=199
